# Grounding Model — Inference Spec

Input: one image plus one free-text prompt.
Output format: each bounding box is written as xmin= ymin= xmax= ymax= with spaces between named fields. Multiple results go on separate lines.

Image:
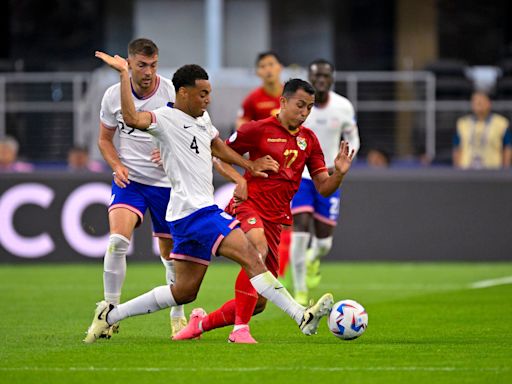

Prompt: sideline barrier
xmin=1 ymin=169 xmax=511 ymax=262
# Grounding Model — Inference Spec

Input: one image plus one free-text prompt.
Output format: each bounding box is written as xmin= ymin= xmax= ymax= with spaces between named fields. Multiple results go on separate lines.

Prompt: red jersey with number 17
xmin=226 ymin=116 xmax=327 ymax=225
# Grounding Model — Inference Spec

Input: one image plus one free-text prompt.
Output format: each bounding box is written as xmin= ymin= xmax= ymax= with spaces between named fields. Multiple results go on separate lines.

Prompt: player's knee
xmin=241 ymin=250 xmax=266 ymax=277
xmin=171 ymin=280 xmax=200 ymax=304
xmin=174 ymin=289 xmax=198 ymax=304
xmin=317 ymin=236 xmax=333 ymax=257
xmin=107 ymin=234 xmax=130 ymax=256
xmin=253 ymin=297 xmax=267 ymax=315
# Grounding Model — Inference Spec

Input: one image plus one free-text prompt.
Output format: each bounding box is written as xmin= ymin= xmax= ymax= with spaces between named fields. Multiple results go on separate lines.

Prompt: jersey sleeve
xmin=342 ymin=101 xmax=361 ymax=155
xmin=307 ymin=133 xmax=327 ymax=177
xmin=226 ymin=121 xmax=259 ymax=154
xmin=146 ymin=107 xmax=165 ymax=137
xmin=99 ymin=88 xmax=118 ymax=129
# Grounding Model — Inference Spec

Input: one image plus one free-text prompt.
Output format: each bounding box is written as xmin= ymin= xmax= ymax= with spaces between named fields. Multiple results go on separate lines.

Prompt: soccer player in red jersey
xmin=235 ymin=51 xmax=283 ymax=130
xmin=235 ymin=51 xmax=293 ymax=282
xmin=174 ymin=79 xmax=355 ymax=343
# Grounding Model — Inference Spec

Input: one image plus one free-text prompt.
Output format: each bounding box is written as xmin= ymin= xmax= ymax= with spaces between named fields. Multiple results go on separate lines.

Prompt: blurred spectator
xmin=67 ymin=145 xmax=104 ymax=172
xmin=453 ymin=92 xmax=512 ymax=169
xmin=0 ymin=136 xmax=34 ymax=172
xmin=366 ymin=147 xmax=391 ymax=168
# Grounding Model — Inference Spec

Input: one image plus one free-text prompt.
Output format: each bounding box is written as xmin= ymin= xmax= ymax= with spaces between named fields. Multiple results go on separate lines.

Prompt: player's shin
xmin=290 ymin=232 xmax=310 ymax=304
xmin=249 ymin=271 xmax=304 ymax=325
xmin=103 ymin=234 xmax=130 ymax=304
xmin=107 ymin=285 xmax=177 ymax=324
xmin=234 ymin=269 xmax=259 ymax=326
xmin=161 ymin=256 xmax=185 ymax=318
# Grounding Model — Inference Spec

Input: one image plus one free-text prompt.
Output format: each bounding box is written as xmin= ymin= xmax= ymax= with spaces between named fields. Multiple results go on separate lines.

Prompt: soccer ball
xmin=327 ymin=299 xmax=368 ymax=340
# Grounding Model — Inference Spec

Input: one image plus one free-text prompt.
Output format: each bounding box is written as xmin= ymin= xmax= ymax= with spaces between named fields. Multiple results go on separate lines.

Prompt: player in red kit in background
xmin=235 ymin=51 xmax=283 ymax=130
xmin=173 ymin=79 xmax=355 ymax=343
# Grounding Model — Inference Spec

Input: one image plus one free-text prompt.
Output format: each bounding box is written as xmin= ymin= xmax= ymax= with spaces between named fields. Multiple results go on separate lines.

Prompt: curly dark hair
xmin=172 ymin=64 xmax=209 ymax=91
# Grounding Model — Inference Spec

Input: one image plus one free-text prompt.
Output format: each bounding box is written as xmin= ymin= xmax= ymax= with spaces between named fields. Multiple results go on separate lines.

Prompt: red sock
xmin=234 ymin=268 xmax=259 ymax=325
xmin=201 ymin=299 xmax=236 ymax=332
xmin=278 ymin=227 xmax=291 ymax=276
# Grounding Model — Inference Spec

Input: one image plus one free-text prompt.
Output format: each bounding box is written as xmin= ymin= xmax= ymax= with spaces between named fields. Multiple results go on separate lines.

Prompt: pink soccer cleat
xmin=172 ymin=308 xmax=206 ymax=340
xmin=228 ymin=326 xmax=258 ymax=344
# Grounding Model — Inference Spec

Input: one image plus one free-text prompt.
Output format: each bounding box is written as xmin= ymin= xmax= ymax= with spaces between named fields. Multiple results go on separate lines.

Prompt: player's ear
xmin=126 ymin=57 xmax=132 ymax=70
xmin=178 ymin=86 xmax=188 ymax=99
xmin=279 ymin=96 xmax=287 ymax=109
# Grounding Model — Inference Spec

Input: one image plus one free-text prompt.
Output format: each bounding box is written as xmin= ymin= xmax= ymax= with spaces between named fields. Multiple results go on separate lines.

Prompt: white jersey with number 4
xmin=147 ymin=108 xmax=219 ymax=222
xmin=302 ymin=91 xmax=360 ymax=179
xmin=100 ymin=75 xmax=175 ymax=187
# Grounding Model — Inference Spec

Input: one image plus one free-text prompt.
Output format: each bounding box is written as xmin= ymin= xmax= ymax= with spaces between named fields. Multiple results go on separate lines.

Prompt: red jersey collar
xmin=270 ymin=115 xmax=302 ymax=136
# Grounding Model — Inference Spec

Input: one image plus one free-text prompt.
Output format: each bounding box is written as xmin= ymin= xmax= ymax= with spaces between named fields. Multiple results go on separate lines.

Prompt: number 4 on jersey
xmin=190 ymin=136 xmax=199 ymax=154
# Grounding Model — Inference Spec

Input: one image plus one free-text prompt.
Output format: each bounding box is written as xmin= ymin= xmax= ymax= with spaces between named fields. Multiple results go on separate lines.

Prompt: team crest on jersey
xmin=229 ymin=132 xmax=237 ymax=143
xmin=247 ymin=217 xmax=257 ymax=225
xmin=296 ymin=136 xmax=307 ymax=150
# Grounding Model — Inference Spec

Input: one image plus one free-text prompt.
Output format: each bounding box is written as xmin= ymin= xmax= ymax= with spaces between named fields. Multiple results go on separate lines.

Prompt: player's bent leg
xmin=101 ymin=208 xmax=139 ymax=338
xmin=104 ymin=209 xmax=138 ymax=304
xmin=170 ymin=260 xmax=207 ymax=304
xmin=218 ymin=228 xmax=332 ymax=335
xmin=229 ymin=227 xmax=269 ymax=342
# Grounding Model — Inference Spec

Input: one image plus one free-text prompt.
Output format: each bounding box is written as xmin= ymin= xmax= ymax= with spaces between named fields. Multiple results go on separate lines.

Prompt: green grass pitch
xmin=0 ymin=262 xmax=511 ymax=384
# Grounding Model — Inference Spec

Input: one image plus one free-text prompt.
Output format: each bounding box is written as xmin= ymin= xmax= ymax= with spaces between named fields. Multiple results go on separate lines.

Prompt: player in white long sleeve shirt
xmin=290 ymin=59 xmax=360 ymax=305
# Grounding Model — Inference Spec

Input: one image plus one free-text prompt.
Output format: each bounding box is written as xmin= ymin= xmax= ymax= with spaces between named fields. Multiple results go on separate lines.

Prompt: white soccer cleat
xmin=299 ymin=293 xmax=334 ymax=336
xmin=83 ymin=300 xmax=114 ymax=344
xmin=170 ymin=316 xmax=188 ymax=338
xmin=99 ymin=322 xmax=120 ymax=339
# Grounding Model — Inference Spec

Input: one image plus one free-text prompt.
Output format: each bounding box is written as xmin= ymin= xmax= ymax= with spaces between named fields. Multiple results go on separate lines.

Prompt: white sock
xmin=103 ymin=234 xmax=130 ymax=305
xmin=250 ymin=271 xmax=304 ymax=325
xmin=291 ymin=232 xmax=310 ymax=293
xmin=107 ymin=285 xmax=177 ymax=325
xmin=160 ymin=256 xmax=185 ymax=319
xmin=308 ymin=236 xmax=333 ymax=263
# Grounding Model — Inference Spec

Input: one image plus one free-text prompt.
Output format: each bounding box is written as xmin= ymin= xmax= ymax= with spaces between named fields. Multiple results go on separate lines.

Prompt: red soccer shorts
xmin=226 ymin=202 xmax=281 ymax=276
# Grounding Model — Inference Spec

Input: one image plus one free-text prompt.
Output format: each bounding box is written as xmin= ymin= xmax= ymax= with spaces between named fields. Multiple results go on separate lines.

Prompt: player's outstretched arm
xmin=211 ymin=137 xmax=279 ymax=178
xmin=95 ymin=51 xmax=152 ymax=130
xmin=312 ymin=141 xmax=355 ymax=197
xmin=213 ymin=157 xmax=247 ymax=201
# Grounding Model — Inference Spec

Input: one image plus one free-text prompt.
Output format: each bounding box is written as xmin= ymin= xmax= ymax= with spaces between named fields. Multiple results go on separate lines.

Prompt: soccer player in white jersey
xmin=83 ymin=52 xmax=354 ymax=344
xmin=97 ymin=38 xmax=186 ymax=338
xmin=290 ymin=59 xmax=360 ymax=305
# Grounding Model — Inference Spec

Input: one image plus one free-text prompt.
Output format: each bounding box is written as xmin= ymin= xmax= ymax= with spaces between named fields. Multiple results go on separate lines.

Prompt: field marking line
xmin=469 ymin=276 xmax=512 ymax=289
xmin=0 ymin=366 xmax=509 ymax=373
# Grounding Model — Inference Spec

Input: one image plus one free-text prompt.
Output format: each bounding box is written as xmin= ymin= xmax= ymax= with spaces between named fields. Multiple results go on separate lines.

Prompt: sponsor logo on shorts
xmin=109 ymin=194 xmax=115 ymax=205
xmin=220 ymin=212 xmax=233 ymax=220
xmin=248 ymin=217 xmax=257 ymax=225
